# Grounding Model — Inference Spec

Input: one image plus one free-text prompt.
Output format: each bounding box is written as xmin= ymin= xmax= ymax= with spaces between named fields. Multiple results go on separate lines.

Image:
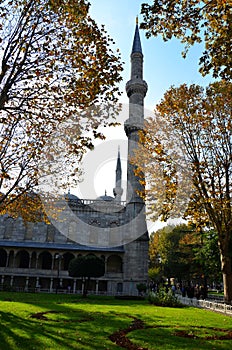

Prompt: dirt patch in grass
xmin=109 ymin=317 xmax=232 ymax=349
xmin=174 ymin=326 xmax=232 ymax=340
xmin=109 ymin=316 xmax=149 ymax=350
xmin=30 ymin=310 xmax=232 ymax=349
xmin=30 ymin=310 xmax=92 ymax=323
xmin=30 ymin=310 xmax=59 ymax=320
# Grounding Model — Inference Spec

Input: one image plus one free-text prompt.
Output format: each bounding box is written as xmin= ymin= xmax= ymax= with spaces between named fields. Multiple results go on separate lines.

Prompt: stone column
xmin=96 ymin=280 xmax=99 ymax=295
xmin=36 ymin=277 xmax=40 ymax=289
xmin=35 ymin=255 xmax=39 ymax=269
xmin=50 ymin=278 xmax=53 ymax=293
xmin=73 ymin=279 xmax=76 ymax=294
xmin=10 ymin=275 xmax=14 ymax=287
xmin=12 ymin=252 xmax=16 ymax=268
xmin=6 ymin=252 xmax=9 ymax=267
xmin=29 ymin=253 xmax=32 ymax=269
xmin=52 ymin=255 xmax=55 ymax=270
xmin=25 ymin=277 xmax=29 ymax=292
xmin=1 ymin=275 xmax=4 ymax=285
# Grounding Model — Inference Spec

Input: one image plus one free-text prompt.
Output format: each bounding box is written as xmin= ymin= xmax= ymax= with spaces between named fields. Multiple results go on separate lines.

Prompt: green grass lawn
xmin=0 ymin=292 xmax=232 ymax=350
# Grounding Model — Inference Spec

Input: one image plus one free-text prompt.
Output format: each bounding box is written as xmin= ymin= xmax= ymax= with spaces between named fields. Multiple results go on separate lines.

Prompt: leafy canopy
xmin=0 ymin=0 xmax=123 ymax=214
xmin=68 ymin=255 xmax=105 ymax=278
xmin=140 ymin=0 xmax=232 ymax=80
xmin=135 ymin=80 xmax=232 ymax=301
xmin=149 ymin=224 xmax=221 ymax=283
xmin=137 ymin=81 xmax=232 ymax=228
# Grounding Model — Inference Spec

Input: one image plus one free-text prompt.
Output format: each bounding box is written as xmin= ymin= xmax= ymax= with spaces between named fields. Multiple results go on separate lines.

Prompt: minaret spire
xmin=124 ymin=19 xmax=148 ymax=209
xmin=116 ymin=146 xmax=122 ymax=173
xmin=113 ymin=146 xmax=123 ymax=202
xmin=132 ymin=17 xmax=142 ymax=54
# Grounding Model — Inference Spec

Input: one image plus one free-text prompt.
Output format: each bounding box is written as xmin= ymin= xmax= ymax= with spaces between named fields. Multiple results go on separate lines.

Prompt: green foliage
xmin=148 ymin=266 xmax=161 ymax=282
xmin=140 ymin=0 xmax=231 ymax=80
xmin=0 ymin=0 xmax=123 ymax=211
xmin=149 ymin=224 xmax=222 ymax=285
xmin=68 ymin=255 xmax=105 ymax=278
xmin=149 ymin=224 xmax=196 ymax=281
xmin=148 ymin=288 xmax=182 ymax=307
xmin=68 ymin=255 xmax=105 ymax=297
xmin=136 ymin=283 xmax=147 ymax=293
xmin=138 ymin=80 xmax=232 ymax=302
xmin=193 ymin=230 xmax=221 ymax=284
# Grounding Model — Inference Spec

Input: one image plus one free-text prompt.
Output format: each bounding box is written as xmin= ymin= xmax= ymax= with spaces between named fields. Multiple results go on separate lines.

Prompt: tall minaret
xmin=122 ymin=19 xmax=149 ymax=293
xmin=113 ymin=147 xmax=123 ymax=202
xmin=124 ymin=17 xmax=148 ymax=213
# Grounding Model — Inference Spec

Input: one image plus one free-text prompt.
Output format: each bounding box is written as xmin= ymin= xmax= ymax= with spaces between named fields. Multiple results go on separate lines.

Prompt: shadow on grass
xmin=127 ymin=326 xmax=232 ymax=350
xmin=0 ymin=299 xmax=138 ymax=350
xmin=0 ymin=292 xmax=232 ymax=350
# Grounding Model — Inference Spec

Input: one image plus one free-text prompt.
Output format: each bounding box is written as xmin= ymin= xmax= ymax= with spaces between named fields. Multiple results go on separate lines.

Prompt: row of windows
xmin=0 ymin=249 xmax=123 ymax=273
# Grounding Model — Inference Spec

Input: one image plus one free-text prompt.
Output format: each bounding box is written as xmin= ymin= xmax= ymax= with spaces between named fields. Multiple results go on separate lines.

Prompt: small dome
xmin=97 ymin=195 xmax=115 ymax=202
xmin=65 ymin=191 xmax=79 ymax=201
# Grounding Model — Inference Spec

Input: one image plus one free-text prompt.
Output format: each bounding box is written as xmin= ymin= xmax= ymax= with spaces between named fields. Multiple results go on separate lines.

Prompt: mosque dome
xmin=97 ymin=191 xmax=115 ymax=202
xmin=65 ymin=191 xmax=80 ymax=201
xmin=97 ymin=195 xmax=115 ymax=202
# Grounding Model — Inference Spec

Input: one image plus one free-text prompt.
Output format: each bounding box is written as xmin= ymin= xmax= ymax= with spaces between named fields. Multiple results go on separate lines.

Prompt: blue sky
xmin=89 ymin=0 xmax=213 ymax=109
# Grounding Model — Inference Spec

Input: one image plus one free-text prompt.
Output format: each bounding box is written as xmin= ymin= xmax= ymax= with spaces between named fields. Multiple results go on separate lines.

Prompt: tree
xmin=0 ymin=0 xmax=123 ymax=214
xmin=68 ymin=255 xmax=105 ymax=297
xmin=149 ymin=225 xmax=196 ymax=282
xmin=148 ymin=266 xmax=162 ymax=283
xmin=140 ymin=0 xmax=231 ymax=80
xmin=136 ymin=81 xmax=232 ymax=302
xmin=149 ymin=224 xmax=221 ymax=286
xmin=193 ymin=229 xmax=221 ymax=286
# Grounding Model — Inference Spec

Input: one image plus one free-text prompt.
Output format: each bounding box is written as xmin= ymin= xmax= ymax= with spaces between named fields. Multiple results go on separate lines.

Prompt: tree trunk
xmin=218 ymin=228 xmax=232 ymax=303
xmin=220 ymin=252 xmax=232 ymax=304
xmin=83 ymin=277 xmax=90 ymax=298
xmin=222 ymin=272 xmax=232 ymax=304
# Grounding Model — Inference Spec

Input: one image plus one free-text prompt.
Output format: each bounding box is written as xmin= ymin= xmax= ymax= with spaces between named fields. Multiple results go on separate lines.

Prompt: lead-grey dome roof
xmin=65 ymin=191 xmax=80 ymax=200
xmin=97 ymin=195 xmax=115 ymax=202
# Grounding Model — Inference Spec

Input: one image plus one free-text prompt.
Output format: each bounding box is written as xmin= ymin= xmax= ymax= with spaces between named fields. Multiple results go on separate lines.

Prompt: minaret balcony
xmin=124 ymin=118 xmax=144 ymax=136
xmin=113 ymin=187 xmax=123 ymax=197
xmin=126 ymin=79 xmax=148 ymax=98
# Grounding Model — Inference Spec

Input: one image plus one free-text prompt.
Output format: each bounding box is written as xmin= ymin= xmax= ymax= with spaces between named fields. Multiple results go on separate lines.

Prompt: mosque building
xmin=0 ymin=21 xmax=149 ymax=295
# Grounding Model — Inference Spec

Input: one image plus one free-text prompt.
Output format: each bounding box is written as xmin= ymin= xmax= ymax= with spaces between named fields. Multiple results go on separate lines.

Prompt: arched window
xmin=63 ymin=252 xmax=75 ymax=270
xmin=30 ymin=251 xmax=36 ymax=268
xmin=107 ymin=255 xmax=123 ymax=273
xmin=8 ymin=250 xmax=14 ymax=267
xmin=0 ymin=249 xmax=7 ymax=267
xmin=15 ymin=250 xmax=30 ymax=268
xmin=38 ymin=251 xmax=52 ymax=270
